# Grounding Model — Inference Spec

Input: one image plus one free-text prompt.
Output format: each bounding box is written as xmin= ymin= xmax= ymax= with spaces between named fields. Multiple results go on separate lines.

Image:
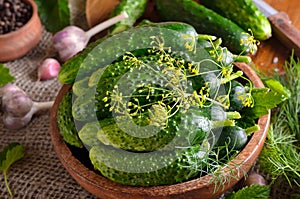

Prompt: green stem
xmin=212 ymin=119 xmax=235 ymax=129
xmin=3 ymin=171 xmax=12 ymax=198
xmin=220 ymin=71 xmax=243 ymax=84
xmin=233 ymin=55 xmax=252 ymax=63
xmin=212 ymin=38 xmax=222 ymax=46
xmin=198 ymin=34 xmax=217 ymax=41
xmin=245 ymin=125 xmax=260 ymax=135
xmin=226 ymin=111 xmax=241 ymax=119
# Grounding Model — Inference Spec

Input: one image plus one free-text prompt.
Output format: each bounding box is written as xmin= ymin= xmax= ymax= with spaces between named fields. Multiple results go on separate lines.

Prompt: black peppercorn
xmin=0 ymin=0 xmax=32 ymax=34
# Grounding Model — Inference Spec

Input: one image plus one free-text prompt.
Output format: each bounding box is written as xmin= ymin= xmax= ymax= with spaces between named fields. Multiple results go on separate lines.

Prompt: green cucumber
xmin=89 ymin=142 xmax=210 ymax=186
xmin=58 ymin=21 xmax=200 ymax=85
xmin=227 ymin=80 xmax=247 ymax=111
xmin=155 ymin=0 xmax=257 ymax=55
xmin=109 ymin=0 xmax=147 ymax=34
xmin=57 ymin=90 xmax=83 ymax=148
xmin=215 ymin=126 xmax=248 ymax=151
xmin=78 ymin=121 xmax=103 ymax=148
xmin=95 ymin=112 xmax=180 ymax=152
xmin=72 ymin=54 xmax=163 ymax=121
xmin=94 ymin=107 xmax=212 ymax=152
xmin=78 ymin=105 xmax=236 ymax=152
xmin=200 ymin=0 xmax=272 ymax=40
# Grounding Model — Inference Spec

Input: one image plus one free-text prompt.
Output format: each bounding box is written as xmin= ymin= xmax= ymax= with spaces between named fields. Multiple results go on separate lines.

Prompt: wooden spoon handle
xmin=268 ymin=12 xmax=300 ymax=57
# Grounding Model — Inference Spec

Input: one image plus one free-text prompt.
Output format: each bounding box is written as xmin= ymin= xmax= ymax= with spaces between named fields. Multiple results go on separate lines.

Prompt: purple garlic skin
xmin=1 ymin=84 xmax=33 ymax=117
xmin=52 ymin=26 xmax=88 ymax=62
xmin=3 ymin=112 xmax=33 ymax=130
xmin=37 ymin=58 xmax=61 ymax=81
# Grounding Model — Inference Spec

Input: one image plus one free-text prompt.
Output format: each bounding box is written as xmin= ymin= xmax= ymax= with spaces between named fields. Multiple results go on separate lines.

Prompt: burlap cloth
xmin=0 ymin=1 xmax=299 ymax=198
xmin=0 ymin=1 xmax=97 ymax=198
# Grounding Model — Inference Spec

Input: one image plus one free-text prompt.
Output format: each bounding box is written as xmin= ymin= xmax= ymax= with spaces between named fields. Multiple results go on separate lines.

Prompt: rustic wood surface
xmin=251 ymin=0 xmax=300 ymax=75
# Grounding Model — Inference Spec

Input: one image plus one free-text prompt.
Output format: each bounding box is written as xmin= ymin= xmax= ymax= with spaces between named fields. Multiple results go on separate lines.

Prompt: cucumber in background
xmin=155 ymin=0 xmax=258 ymax=55
xmin=109 ymin=0 xmax=147 ymax=34
xmin=200 ymin=0 xmax=272 ymax=40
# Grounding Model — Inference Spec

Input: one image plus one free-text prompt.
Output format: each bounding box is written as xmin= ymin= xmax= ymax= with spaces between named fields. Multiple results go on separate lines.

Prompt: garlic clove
xmin=1 ymin=84 xmax=33 ymax=117
xmin=3 ymin=112 xmax=33 ymax=130
xmin=52 ymin=26 xmax=89 ymax=62
xmin=37 ymin=58 xmax=61 ymax=81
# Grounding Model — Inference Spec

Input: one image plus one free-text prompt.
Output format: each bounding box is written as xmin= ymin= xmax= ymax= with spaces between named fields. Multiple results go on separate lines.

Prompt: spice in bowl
xmin=0 ymin=0 xmax=32 ymax=35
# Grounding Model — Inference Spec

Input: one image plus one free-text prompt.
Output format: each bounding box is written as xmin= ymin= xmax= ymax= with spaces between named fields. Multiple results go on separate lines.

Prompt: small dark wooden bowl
xmin=50 ymin=62 xmax=270 ymax=199
xmin=0 ymin=0 xmax=42 ymax=62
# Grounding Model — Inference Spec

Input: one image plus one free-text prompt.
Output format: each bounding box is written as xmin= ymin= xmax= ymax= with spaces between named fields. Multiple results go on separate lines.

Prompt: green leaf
xmin=226 ymin=185 xmax=270 ymax=199
xmin=35 ymin=0 xmax=70 ymax=33
xmin=0 ymin=143 xmax=24 ymax=197
xmin=0 ymin=64 xmax=14 ymax=87
xmin=0 ymin=143 xmax=24 ymax=172
xmin=244 ymin=87 xmax=288 ymax=118
xmin=264 ymin=79 xmax=291 ymax=99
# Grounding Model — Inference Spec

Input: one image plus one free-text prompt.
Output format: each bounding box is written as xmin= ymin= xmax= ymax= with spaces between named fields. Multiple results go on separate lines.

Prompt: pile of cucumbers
xmin=55 ymin=0 xmax=271 ymax=187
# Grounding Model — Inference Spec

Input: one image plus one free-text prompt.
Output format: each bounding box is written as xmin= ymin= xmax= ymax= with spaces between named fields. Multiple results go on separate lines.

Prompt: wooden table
xmin=252 ymin=0 xmax=300 ymax=75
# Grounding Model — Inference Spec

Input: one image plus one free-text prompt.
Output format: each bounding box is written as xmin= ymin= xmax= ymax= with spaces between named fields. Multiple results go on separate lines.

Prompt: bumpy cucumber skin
xmin=71 ymin=54 xmax=163 ymax=122
xmin=155 ymin=0 xmax=257 ymax=55
xmin=200 ymin=0 xmax=272 ymax=40
xmin=57 ymin=90 xmax=83 ymax=148
xmin=58 ymin=21 xmax=200 ymax=85
xmin=78 ymin=121 xmax=104 ymax=148
xmin=215 ymin=126 xmax=248 ymax=151
xmin=91 ymin=107 xmax=210 ymax=152
xmin=109 ymin=0 xmax=147 ymax=34
xmin=95 ymin=114 xmax=180 ymax=152
xmin=228 ymin=80 xmax=247 ymax=111
xmin=89 ymin=144 xmax=202 ymax=186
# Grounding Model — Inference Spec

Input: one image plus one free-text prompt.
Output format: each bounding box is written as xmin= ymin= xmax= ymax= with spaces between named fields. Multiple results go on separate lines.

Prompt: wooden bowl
xmin=0 ymin=0 xmax=42 ymax=62
xmin=50 ymin=62 xmax=270 ymax=199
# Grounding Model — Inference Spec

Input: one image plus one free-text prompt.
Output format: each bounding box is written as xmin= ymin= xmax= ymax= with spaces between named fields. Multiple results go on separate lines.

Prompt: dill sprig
xmin=258 ymin=54 xmax=300 ymax=187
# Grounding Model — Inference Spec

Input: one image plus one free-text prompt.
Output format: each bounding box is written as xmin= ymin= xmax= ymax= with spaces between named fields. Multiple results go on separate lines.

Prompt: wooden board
xmin=252 ymin=0 xmax=300 ymax=75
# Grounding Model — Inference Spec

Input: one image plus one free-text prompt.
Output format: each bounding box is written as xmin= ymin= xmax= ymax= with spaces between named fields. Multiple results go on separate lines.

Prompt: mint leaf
xmin=226 ymin=185 xmax=270 ymax=199
xmin=0 ymin=143 xmax=25 ymax=197
xmin=0 ymin=64 xmax=14 ymax=87
xmin=36 ymin=0 xmax=70 ymax=33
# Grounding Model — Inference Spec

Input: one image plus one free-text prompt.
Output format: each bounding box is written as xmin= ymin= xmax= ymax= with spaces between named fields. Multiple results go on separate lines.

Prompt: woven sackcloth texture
xmin=0 ymin=26 xmax=97 ymax=199
xmin=0 ymin=2 xmax=97 ymax=198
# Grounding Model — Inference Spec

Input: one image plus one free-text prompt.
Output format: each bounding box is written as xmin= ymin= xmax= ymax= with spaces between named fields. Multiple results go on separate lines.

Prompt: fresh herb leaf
xmin=0 ymin=64 xmax=14 ymax=87
xmin=35 ymin=0 xmax=70 ymax=33
xmin=0 ymin=143 xmax=25 ymax=197
xmin=258 ymin=55 xmax=300 ymax=187
xmin=242 ymin=81 xmax=289 ymax=119
xmin=264 ymin=79 xmax=291 ymax=99
xmin=259 ymin=127 xmax=300 ymax=186
xmin=225 ymin=185 xmax=270 ymax=199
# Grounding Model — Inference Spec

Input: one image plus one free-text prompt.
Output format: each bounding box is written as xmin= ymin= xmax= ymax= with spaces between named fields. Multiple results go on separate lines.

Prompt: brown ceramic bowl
xmin=50 ymin=62 xmax=270 ymax=199
xmin=0 ymin=0 xmax=42 ymax=62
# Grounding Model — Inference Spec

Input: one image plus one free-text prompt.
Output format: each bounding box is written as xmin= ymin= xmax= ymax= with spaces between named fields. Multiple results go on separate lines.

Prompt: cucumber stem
xmin=220 ymin=71 xmax=243 ymax=84
xmin=198 ymin=34 xmax=217 ymax=41
xmin=245 ymin=125 xmax=260 ymax=135
xmin=212 ymin=119 xmax=235 ymax=129
xmin=85 ymin=12 xmax=129 ymax=39
xmin=212 ymin=38 xmax=222 ymax=46
xmin=233 ymin=55 xmax=252 ymax=63
xmin=226 ymin=111 xmax=241 ymax=119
